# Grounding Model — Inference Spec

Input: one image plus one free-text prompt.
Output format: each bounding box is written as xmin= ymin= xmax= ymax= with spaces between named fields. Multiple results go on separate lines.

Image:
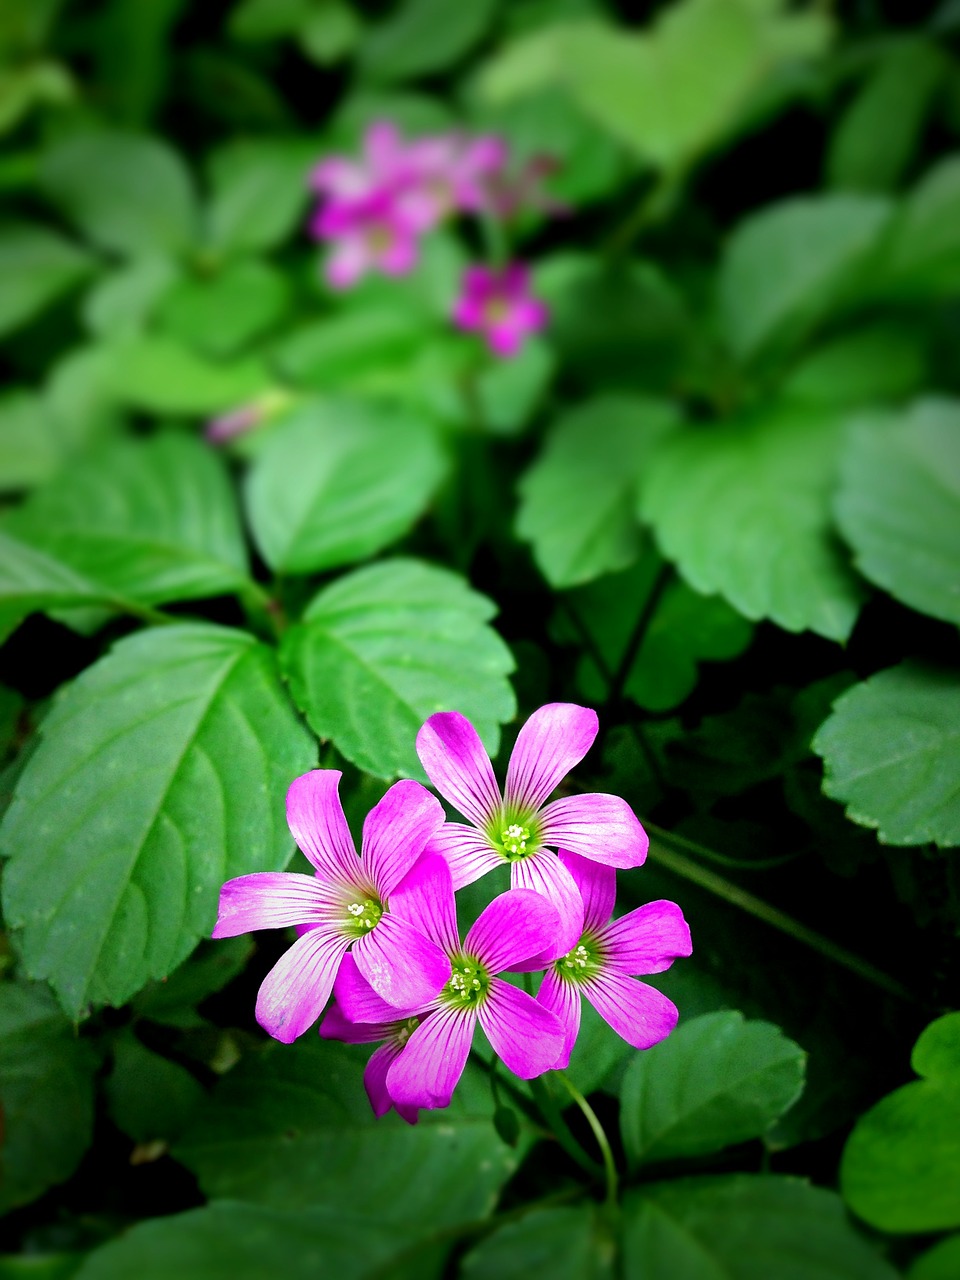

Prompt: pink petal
xmin=361 ymin=779 xmax=445 ymax=898
xmin=255 ymin=927 xmax=350 ymax=1043
xmin=504 ymin=704 xmax=598 ymax=814
xmin=212 ymin=872 xmax=336 ymax=938
xmin=389 ymin=853 xmax=461 ymax=956
xmin=318 ymin=996 xmax=390 ymax=1045
xmin=464 ymin=887 xmax=560 ymax=973
xmin=581 ymin=971 xmax=679 ymax=1051
xmin=366 ymin=1040 xmax=419 ymax=1124
xmin=387 ymin=1004 xmax=475 ymax=1109
xmin=539 ymin=793 xmax=648 ymax=869
xmin=353 ymin=913 xmax=450 ymax=1009
xmin=416 ymin=712 xmax=502 ymax=829
xmin=510 ymin=850 xmax=583 ymax=962
xmin=379 ymin=231 xmax=418 ymax=276
xmin=453 ymin=295 xmax=485 ymax=331
xmin=487 ymin=324 xmax=525 ymax=359
xmin=285 ymin=771 xmax=359 ymax=883
xmin=599 ymin=900 xmax=692 ymax=975
xmin=330 ymin=952 xmax=422 ymax=1025
xmin=559 ymin=850 xmax=616 ymax=934
xmin=325 ymin=237 xmax=370 ymax=288
xmin=423 ymin=823 xmax=502 ymax=889
xmin=479 ymin=979 xmax=564 ymax=1078
xmin=536 ymin=969 xmax=581 ymax=1070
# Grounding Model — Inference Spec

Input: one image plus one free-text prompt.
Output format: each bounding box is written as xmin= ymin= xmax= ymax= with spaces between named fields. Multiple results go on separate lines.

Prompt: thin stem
xmin=555 ymin=1073 xmax=618 ymax=1207
xmin=645 ymin=820 xmax=804 ymax=872
xmin=603 ymin=168 xmax=685 ymax=258
xmin=527 ymin=1075 xmax=605 ymax=1181
xmin=608 ymin=564 xmax=673 ymax=709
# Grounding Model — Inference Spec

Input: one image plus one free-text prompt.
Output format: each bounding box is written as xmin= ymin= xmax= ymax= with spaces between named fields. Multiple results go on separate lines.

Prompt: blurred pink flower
xmin=452 ymin=263 xmax=548 ymax=357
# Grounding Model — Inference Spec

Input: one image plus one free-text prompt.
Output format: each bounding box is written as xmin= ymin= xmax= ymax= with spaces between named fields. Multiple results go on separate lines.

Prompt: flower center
xmin=483 ymin=295 xmax=509 ymax=326
xmin=489 ymin=812 xmax=540 ymax=862
xmin=555 ymin=934 xmax=603 ymax=984
xmin=501 ymin=823 xmax=531 ymax=856
xmin=343 ymin=895 xmax=383 ymax=937
xmin=441 ymin=955 xmax=490 ymax=1008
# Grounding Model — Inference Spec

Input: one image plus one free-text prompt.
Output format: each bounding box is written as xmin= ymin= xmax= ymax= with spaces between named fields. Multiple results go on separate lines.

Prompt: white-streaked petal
xmin=416 ymin=711 xmax=502 ymax=828
xmin=504 ymin=704 xmax=598 ymax=814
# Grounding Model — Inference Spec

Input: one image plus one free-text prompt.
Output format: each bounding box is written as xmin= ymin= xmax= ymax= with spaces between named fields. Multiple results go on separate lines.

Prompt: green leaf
xmin=478 ymin=1 xmax=830 ymax=171
xmin=157 ymin=260 xmax=291 ymax=357
xmin=272 ymin=309 xmax=427 ymax=391
xmin=827 ymin=39 xmax=946 ymax=192
xmin=841 ymin=1013 xmax=960 ymax=1232
xmin=106 ymin=334 xmax=267 ymax=415
xmin=462 ymin=1205 xmax=613 ymax=1280
xmin=0 ymin=60 xmax=74 ymax=136
xmin=717 ymin=194 xmax=892 ymax=359
xmin=299 ymin=1 xmax=362 ymax=65
xmin=620 ymin=1011 xmax=805 ymax=1167
xmin=0 ymin=391 xmax=63 ymax=491
xmin=175 ymin=1035 xmax=520 ymax=1230
xmin=812 ymin=660 xmax=960 ymax=847
xmin=229 ymin=0 xmax=314 ymax=41
xmin=641 ymin=402 xmax=866 ymax=641
xmin=7 ymin=433 xmax=251 ymax=608
xmin=782 ymin=323 xmax=928 ymax=408
xmin=281 ymin=558 xmax=515 ymax=779
xmin=244 ymin=399 xmax=448 ymax=575
xmin=105 ymin=1031 xmax=205 ymax=1142
xmin=132 ymin=936 xmax=254 ymax=1027
xmin=516 ymin=395 xmax=680 ymax=588
xmin=205 ymin=136 xmax=315 ymax=257
xmin=359 ymin=0 xmax=498 ymax=84
xmin=40 ymin=131 xmax=199 ymax=258
xmin=0 ymin=979 xmax=96 ymax=1212
xmin=72 ymin=1201 xmax=428 ymax=1280
xmin=474 ymin=338 xmax=555 ymax=437
xmin=0 ymin=623 xmax=316 ymax=1016
xmin=559 ymin=555 xmax=753 ymax=713
xmin=0 ymin=222 xmax=94 ymax=339
xmin=622 ymin=1176 xmax=898 ymax=1279
xmin=834 ymin=398 xmax=960 ymax=625
xmin=82 ymin=255 xmax=178 ymax=338
xmin=909 ymin=1236 xmax=960 ymax=1280
xmin=877 ymin=155 xmax=960 ymax=297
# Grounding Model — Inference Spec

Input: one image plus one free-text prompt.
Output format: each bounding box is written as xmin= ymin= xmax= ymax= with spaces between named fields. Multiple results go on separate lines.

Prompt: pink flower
xmin=323 ymin=854 xmax=565 ymax=1113
xmin=212 ymin=771 xmax=450 ymax=1042
xmin=311 ymin=189 xmax=421 ymax=289
xmin=452 ymin=264 xmax=548 ymax=357
xmin=535 ymin=851 xmax=692 ymax=1068
xmin=398 ymin=133 xmax=507 ymax=230
xmin=416 ymin=704 xmax=648 ymax=959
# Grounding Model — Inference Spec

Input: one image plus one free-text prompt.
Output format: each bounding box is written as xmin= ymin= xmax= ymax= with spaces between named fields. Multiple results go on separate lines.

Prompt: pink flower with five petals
xmin=452 ymin=263 xmax=548 ymax=357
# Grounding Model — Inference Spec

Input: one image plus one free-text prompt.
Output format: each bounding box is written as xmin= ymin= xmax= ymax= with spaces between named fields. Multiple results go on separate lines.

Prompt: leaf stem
xmin=527 ymin=1074 xmax=605 ymax=1181
xmin=555 ymin=1073 xmax=619 ymax=1207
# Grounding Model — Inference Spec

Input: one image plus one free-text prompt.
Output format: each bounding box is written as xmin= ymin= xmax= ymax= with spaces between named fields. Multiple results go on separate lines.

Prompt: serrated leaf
xmin=82 ymin=255 xmax=178 ymax=338
xmin=281 ymin=558 xmax=515 ymax=779
xmin=244 ymin=399 xmax=448 ymax=575
xmin=623 ymin=1176 xmax=897 ymax=1280
xmin=841 ymin=1013 xmax=960 ymax=1232
xmin=105 ymin=1031 xmax=205 ymax=1142
xmin=158 ymin=259 xmax=291 ymax=358
xmin=6 ymin=433 xmax=251 ymax=609
xmin=72 ymin=1201 xmax=426 ymax=1280
xmin=175 ymin=1036 xmax=519 ymax=1231
xmin=641 ymin=402 xmax=866 ymax=640
xmin=812 ymin=660 xmax=960 ymax=847
xmin=106 ymin=334 xmax=267 ymax=415
xmin=517 ymin=395 xmax=680 ymax=588
xmin=359 ymin=0 xmax=498 ymax=84
xmin=718 ymin=194 xmax=892 ymax=359
xmin=620 ymin=1011 xmax=805 ymax=1167
xmin=0 ymin=222 xmax=94 ymax=339
xmin=0 ymin=624 xmax=316 ymax=1016
xmin=40 ymin=130 xmax=199 ymax=258
xmin=783 ymin=323 xmax=928 ymax=408
xmin=0 ymin=979 xmax=96 ymax=1212
xmin=878 ymin=154 xmax=960 ymax=297
xmin=834 ymin=398 xmax=960 ymax=625
xmin=206 ymin=136 xmax=314 ymax=257
xmin=462 ymin=1204 xmax=613 ymax=1280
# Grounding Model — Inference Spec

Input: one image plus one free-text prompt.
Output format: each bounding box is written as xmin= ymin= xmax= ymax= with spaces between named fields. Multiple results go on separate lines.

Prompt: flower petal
xmin=212 ymin=872 xmax=336 ymax=938
xmin=387 ymin=1005 xmax=475 ymax=1109
xmin=600 ymin=900 xmax=692 ymax=975
xmin=318 ymin=995 xmax=390 ymax=1045
xmin=581 ymin=971 xmax=679 ymax=1051
xmin=510 ymin=850 xmax=583 ymax=963
xmin=389 ymin=853 xmax=461 ymax=956
xmin=330 ymin=952 xmax=423 ymax=1025
xmin=479 ymin=979 xmax=564 ymax=1078
xmin=353 ymin=913 xmax=450 ymax=1008
xmin=536 ymin=969 xmax=581 ymax=1070
xmin=416 ymin=711 xmax=502 ymax=829
xmin=255 ymin=927 xmax=349 ymax=1043
xmin=559 ymin=850 xmax=616 ymax=934
xmin=540 ymin=793 xmax=648 ymax=869
xmin=504 ymin=703 xmax=598 ymax=814
xmin=285 ymin=771 xmax=359 ymax=883
xmin=464 ymin=886 xmax=561 ymax=973
xmin=361 ymin=779 xmax=445 ymax=898
xmin=366 ymin=1040 xmax=419 ymax=1124
xmin=424 ymin=823 xmax=502 ymax=889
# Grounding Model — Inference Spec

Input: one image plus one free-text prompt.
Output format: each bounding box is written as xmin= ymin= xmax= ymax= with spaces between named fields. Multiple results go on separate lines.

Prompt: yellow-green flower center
xmin=441 ymin=955 xmax=490 ymax=1008
xmin=489 ymin=813 xmax=540 ymax=862
xmin=555 ymin=934 xmax=603 ymax=984
xmin=343 ymin=895 xmax=383 ymax=937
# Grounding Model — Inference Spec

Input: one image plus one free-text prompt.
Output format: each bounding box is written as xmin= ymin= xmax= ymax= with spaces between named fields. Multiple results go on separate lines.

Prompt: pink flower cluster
xmin=213 ymin=704 xmax=691 ymax=1122
xmin=308 ymin=121 xmax=549 ymax=358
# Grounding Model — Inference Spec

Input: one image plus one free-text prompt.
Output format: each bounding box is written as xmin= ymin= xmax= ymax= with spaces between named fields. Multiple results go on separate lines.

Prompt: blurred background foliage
xmin=0 ymin=0 xmax=959 ymax=1276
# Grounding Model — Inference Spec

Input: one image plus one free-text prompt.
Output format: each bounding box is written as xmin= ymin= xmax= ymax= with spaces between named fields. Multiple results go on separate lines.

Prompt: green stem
xmin=608 ymin=563 xmax=673 ymax=709
xmin=645 ymin=820 xmax=804 ymax=873
xmin=528 ymin=1075 xmax=605 ymax=1181
xmin=603 ymin=167 xmax=685 ymax=258
xmin=555 ymin=1073 xmax=618 ymax=1207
